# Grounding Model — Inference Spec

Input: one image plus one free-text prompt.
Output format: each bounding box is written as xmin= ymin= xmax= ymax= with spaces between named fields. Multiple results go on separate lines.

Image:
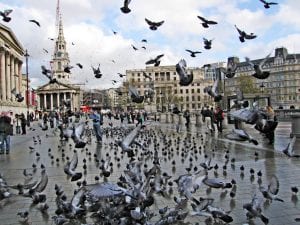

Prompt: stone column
xmin=0 ymin=52 xmax=6 ymax=101
xmin=18 ymin=62 xmax=22 ymax=96
xmin=50 ymin=93 xmax=53 ymax=111
xmin=57 ymin=92 xmax=60 ymax=109
xmin=6 ymin=53 xmax=11 ymax=100
xmin=14 ymin=59 xmax=18 ymax=95
xmin=44 ymin=93 xmax=47 ymax=110
xmin=10 ymin=55 xmax=15 ymax=101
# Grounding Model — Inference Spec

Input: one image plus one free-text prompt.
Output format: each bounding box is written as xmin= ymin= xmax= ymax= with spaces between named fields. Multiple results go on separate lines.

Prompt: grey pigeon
xmin=243 ymin=194 xmax=269 ymax=224
xmin=92 ymin=64 xmax=102 ymax=78
xmin=120 ymin=0 xmax=131 ymax=14
xmin=245 ymin=53 xmax=271 ymax=79
xmin=185 ymin=49 xmax=201 ymax=57
xmin=259 ymin=0 xmax=278 ymax=8
xmin=0 ymin=9 xmax=13 ymax=22
xmin=203 ymin=78 xmax=222 ymax=102
xmin=128 ymin=85 xmax=144 ymax=103
xmin=259 ymin=175 xmax=284 ymax=202
xmin=64 ymin=151 xmax=82 ymax=181
xmin=145 ymin=54 xmax=164 ymax=66
xmin=197 ymin=16 xmax=218 ymax=28
xmin=41 ymin=65 xmax=56 ymax=84
xmin=176 ymin=59 xmax=193 ymax=86
xmin=145 ymin=18 xmax=164 ymax=30
xmin=235 ymin=25 xmax=257 ymax=42
xmin=203 ymin=38 xmax=213 ymax=50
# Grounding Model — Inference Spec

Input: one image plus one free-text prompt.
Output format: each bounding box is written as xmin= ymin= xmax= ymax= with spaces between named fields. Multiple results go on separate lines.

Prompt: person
xmin=200 ymin=107 xmax=206 ymax=123
xmin=183 ymin=110 xmax=191 ymax=129
xmin=20 ymin=113 xmax=27 ymax=135
xmin=214 ymin=106 xmax=224 ymax=133
xmin=209 ymin=107 xmax=215 ymax=131
xmin=7 ymin=111 xmax=15 ymax=136
xmin=0 ymin=112 xmax=12 ymax=154
xmin=90 ymin=110 xmax=103 ymax=143
xmin=136 ymin=111 xmax=144 ymax=126
xmin=265 ymin=105 xmax=276 ymax=144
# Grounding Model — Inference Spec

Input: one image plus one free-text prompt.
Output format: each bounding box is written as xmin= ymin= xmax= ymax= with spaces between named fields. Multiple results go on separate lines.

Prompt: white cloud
xmin=0 ymin=0 xmax=299 ymax=90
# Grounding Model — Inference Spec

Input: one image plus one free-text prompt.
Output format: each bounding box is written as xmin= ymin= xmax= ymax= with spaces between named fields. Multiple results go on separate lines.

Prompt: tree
xmin=236 ymin=75 xmax=260 ymax=94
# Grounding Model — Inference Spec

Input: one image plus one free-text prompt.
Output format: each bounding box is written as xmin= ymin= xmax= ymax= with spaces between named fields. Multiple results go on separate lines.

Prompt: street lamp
xmin=24 ymin=49 xmax=30 ymax=126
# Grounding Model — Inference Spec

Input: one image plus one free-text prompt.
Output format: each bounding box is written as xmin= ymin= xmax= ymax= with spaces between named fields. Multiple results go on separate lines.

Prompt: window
xmin=192 ymin=104 xmax=195 ymax=109
xmin=173 ymin=77 xmax=176 ymax=80
xmin=192 ymin=96 xmax=195 ymax=101
xmin=197 ymin=96 xmax=201 ymax=101
xmin=174 ymin=90 xmax=177 ymax=94
xmin=137 ymin=73 xmax=140 ymax=77
xmin=186 ymin=96 xmax=189 ymax=101
xmin=197 ymin=89 xmax=200 ymax=93
xmin=186 ymin=89 xmax=189 ymax=94
xmin=180 ymin=89 xmax=183 ymax=94
xmin=191 ymin=89 xmax=194 ymax=93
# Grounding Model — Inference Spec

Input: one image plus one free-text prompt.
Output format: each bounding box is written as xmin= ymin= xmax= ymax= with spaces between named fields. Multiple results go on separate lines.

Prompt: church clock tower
xmin=51 ymin=0 xmax=71 ymax=84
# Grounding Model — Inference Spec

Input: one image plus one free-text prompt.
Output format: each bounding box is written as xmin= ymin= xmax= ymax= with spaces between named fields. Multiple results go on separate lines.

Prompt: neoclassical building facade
xmin=0 ymin=23 xmax=33 ymax=114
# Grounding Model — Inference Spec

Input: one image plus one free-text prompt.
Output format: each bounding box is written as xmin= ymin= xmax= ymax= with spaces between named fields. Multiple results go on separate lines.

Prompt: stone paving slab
xmin=0 ymin=118 xmax=299 ymax=225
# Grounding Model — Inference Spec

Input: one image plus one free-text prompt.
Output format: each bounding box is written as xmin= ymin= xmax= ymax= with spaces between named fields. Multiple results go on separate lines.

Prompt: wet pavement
xmin=0 ymin=117 xmax=299 ymax=225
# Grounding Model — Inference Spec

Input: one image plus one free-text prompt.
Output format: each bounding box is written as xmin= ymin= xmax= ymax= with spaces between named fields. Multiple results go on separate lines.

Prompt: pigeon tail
xmin=120 ymin=7 xmax=131 ymax=14
xmin=71 ymin=173 xmax=82 ymax=182
xmin=260 ymin=214 xmax=269 ymax=224
xmin=274 ymin=197 xmax=284 ymax=202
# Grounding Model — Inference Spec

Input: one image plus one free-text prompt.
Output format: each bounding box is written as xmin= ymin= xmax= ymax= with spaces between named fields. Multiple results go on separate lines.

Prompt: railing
xmin=274 ymin=109 xmax=300 ymax=121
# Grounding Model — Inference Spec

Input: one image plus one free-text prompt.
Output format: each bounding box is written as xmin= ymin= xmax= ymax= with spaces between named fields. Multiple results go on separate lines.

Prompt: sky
xmin=0 ymin=0 xmax=299 ymax=90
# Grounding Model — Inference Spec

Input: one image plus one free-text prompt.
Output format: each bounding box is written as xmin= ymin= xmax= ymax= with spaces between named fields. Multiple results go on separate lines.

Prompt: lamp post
xmin=24 ymin=50 xmax=30 ymax=126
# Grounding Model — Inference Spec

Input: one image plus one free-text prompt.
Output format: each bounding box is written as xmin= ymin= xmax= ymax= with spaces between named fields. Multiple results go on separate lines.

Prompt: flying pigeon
xmin=197 ymin=16 xmax=218 ymax=28
xmin=92 ymin=64 xmax=102 ymax=78
xmin=143 ymin=72 xmax=152 ymax=80
xmin=243 ymin=194 xmax=269 ymax=224
xmin=185 ymin=49 xmax=202 ymax=57
xmin=0 ymin=9 xmax=13 ymax=22
xmin=145 ymin=18 xmax=164 ymax=30
xmin=131 ymin=44 xmax=138 ymax=51
xmin=145 ymin=54 xmax=164 ymax=66
xmin=203 ymin=78 xmax=222 ymax=102
xmin=29 ymin=19 xmax=40 ymax=27
xmin=141 ymin=39 xmax=147 ymax=43
xmin=128 ymin=85 xmax=144 ymax=103
xmin=259 ymin=175 xmax=284 ymax=202
xmin=245 ymin=52 xmax=271 ymax=79
xmin=112 ymin=30 xmax=117 ymax=35
xmin=64 ymin=151 xmax=82 ymax=181
xmin=118 ymin=73 xmax=126 ymax=78
xmin=42 ymin=48 xmax=48 ymax=54
xmin=41 ymin=65 xmax=56 ymax=84
xmin=120 ymin=0 xmax=131 ymax=14
xmin=64 ymin=65 xmax=73 ymax=73
xmin=235 ymin=25 xmax=257 ymax=42
xmin=220 ymin=59 xmax=238 ymax=78
xmin=76 ymin=63 xmax=83 ymax=69
xmin=232 ymin=128 xmax=259 ymax=145
xmin=11 ymin=88 xmax=24 ymax=102
xmin=203 ymin=38 xmax=213 ymax=50
xmin=259 ymin=0 xmax=278 ymax=9
xmin=175 ymin=59 xmax=193 ymax=86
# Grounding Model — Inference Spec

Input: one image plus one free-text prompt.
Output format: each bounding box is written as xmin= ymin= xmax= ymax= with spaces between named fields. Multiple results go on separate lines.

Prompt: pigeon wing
xmin=259 ymin=52 xmax=272 ymax=68
xmin=69 ymin=152 xmax=79 ymax=172
xmin=268 ymin=175 xmax=279 ymax=195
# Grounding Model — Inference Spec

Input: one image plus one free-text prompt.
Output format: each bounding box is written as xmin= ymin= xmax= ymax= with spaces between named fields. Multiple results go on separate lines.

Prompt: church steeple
xmin=51 ymin=0 xmax=71 ymax=83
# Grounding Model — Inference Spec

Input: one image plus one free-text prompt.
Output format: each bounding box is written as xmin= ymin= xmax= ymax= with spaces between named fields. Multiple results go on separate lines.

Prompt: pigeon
xmin=0 ymin=9 xmax=13 ymax=22
xmin=131 ymin=44 xmax=138 ymax=51
xmin=282 ymin=136 xmax=300 ymax=157
xmin=197 ymin=16 xmax=218 ymax=28
xmin=145 ymin=18 xmax=164 ymax=30
xmin=29 ymin=19 xmax=40 ymax=27
xmin=235 ymin=25 xmax=257 ymax=42
xmin=43 ymin=48 xmax=48 ymax=53
xmin=259 ymin=0 xmax=278 ymax=9
xmin=203 ymin=38 xmax=213 ymax=50
xmin=203 ymin=78 xmax=222 ymax=102
xmin=259 ymin=175 xmax=284 ymax=202
xmin=118 ymin=73 xmax=126 ymax=78
xmin=203 ymin=177 xmax=232 ymax=189
xmin=41 ymin=65 xmax=56 ymax=84
xmin=145 ymin=54 xmax=164 ymax=66
xmin=221 ymin=59 xmax=238 ymax=78
xmin=175 ymin=59 xmax=193 ymax=86
xmin=143 ymin=71 xmax=152 ymax=80
xmin=92 ymin=64 xmax=102 ymax=78
xmin=76 ymin=63 xmax=83 ymax=69
xmin=112 ymin=30 xmax=117 ymax=35
xmin=17 ymin=211 xmax=29 ymax=222
xmin=232 ymin=128 xmax=259 ymax=145
xmin=11 ymin=88 xmax=24 ymax=102
xmin=63 ymin=151 xmax=82 ymax=181
xmin=117 ymin=124 xmax=145 ymax=156
xmin=52 ymin=215 xmax=70 ymax=225
xmin=63 ymin=65 xmax=73 ymax=73
xmin=129 ymin=85 xmax=144 ymax=103
xmin=120 ymin=0 xmax=131 ymax=14
xmin=141 ymin=39 xmax=147 ymax=43
xmin=185 ymin=49 xmax=202 ymax=57
xmin=245 ymin=52 xmax=271 ymax=79
xmin=243 ymin=194 xmax=269 ymax=224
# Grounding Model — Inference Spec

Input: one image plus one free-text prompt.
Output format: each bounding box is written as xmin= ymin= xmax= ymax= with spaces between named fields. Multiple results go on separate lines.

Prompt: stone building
xmin=125 ymin=65 xmax=214 ymax=113
xmin=0 ymin=23 xmax=35 ymax=115
xmin=224 ymin=47 xmax=300 ymax=109
xmin=36 ymin=2 xmax=82 ymax=112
